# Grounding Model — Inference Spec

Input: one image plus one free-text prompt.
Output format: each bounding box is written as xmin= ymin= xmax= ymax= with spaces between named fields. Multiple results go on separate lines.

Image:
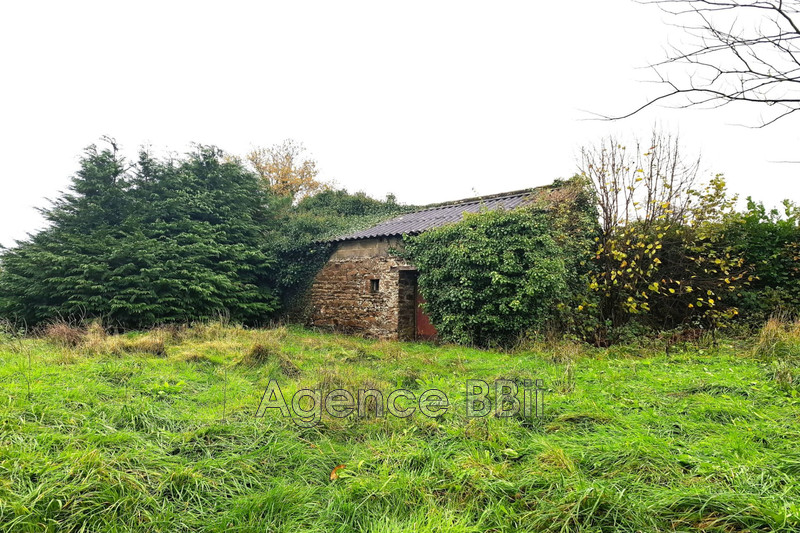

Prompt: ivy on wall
xmin=401 ymin=178 xmax=598 ymax=347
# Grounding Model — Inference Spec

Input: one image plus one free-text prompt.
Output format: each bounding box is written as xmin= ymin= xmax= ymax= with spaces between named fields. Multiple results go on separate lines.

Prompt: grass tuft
xmin=771 ymin=359 xmax=794 ymax=389
xmin=122 ymin=337 xmax=168 ymax=357
xmin=753 ymin=316 xmax=800 ymax=361
xmin=42 ymin=321 xmax=85 ymax=348
xmin=537 ymin=445 xmax=576 ymax=473
xmin=245 ymin=341 xmax=280 ymax=364
xmin=278 ymin=355 xmax=302 ymax=378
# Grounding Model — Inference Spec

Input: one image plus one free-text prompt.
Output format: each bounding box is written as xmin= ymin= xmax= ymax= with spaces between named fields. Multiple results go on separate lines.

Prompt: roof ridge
xmin=417 ymin=186 xmax=547 ymax=212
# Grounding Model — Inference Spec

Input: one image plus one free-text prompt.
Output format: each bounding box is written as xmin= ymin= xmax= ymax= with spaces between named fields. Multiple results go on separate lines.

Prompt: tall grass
xmin=0 ymin=322 xmax=798 ymax=531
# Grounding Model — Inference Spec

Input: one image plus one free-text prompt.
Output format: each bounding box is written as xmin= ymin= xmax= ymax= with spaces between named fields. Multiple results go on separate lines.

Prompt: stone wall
xmin=309 ymin=237 xmax=417 ymax=340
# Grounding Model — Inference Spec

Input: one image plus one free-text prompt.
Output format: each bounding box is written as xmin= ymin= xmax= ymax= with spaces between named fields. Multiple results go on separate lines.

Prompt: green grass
xmin=1 ymin=324 xmax=799 ymax=532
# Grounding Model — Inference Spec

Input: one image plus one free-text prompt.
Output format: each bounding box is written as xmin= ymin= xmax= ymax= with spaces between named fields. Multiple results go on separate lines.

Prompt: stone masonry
xmin=309 ymin=237 xmax=418 ymax=340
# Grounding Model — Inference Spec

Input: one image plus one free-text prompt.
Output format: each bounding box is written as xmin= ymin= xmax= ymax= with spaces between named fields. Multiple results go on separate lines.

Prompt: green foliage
xmin=0 ymin=141 xmax=278 ymax=328
xmin=403 ymin=179 xmax=598 ymax=347
xmin=0 ymin=140 xmax=411 ymax=327
xmin=722 ymin=198 xmax=800 ymax=322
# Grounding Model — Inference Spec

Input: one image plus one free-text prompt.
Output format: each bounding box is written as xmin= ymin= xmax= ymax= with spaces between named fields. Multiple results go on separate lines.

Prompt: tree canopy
xmin=246 ymin=139 xmax=327 ymax=200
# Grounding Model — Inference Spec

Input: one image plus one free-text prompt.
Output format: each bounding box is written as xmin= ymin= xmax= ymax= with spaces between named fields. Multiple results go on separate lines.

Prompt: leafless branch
xmin=578 ymin=129 xmax=700 ymax=236
xmin=609 ymin=0 xmax=800 ymax=126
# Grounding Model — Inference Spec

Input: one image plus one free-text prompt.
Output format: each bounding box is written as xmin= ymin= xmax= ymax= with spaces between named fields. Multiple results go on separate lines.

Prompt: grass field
xmin=1 ymin=322 xmax=799 ymax=532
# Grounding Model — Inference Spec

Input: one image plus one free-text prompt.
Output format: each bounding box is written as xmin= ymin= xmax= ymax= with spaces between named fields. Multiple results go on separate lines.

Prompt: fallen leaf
xmin=330 ymin=464 xmax=346 ymax=480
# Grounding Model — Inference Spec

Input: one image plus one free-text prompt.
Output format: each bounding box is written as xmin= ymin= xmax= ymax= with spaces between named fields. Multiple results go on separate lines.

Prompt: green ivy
xmin=401 ymin=178 xmax=598 ymax=347
xmin=268 ymin=189 xmax=415 ymax=314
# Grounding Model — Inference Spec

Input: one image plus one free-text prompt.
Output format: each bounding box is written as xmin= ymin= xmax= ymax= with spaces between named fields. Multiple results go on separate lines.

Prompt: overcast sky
xmin=1 ymin=0 xmax=797 ymax=248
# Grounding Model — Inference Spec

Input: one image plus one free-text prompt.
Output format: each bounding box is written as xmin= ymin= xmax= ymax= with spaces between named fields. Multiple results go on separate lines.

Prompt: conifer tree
xmin=0 ymin=141 xmax=278 ymax=328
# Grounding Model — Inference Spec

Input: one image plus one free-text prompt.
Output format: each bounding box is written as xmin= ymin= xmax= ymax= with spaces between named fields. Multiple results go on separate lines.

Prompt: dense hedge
xmin=1 ymin=141 xmax=796 ymax=341
xmin=723 ymin=199 xmax=800 ymax=322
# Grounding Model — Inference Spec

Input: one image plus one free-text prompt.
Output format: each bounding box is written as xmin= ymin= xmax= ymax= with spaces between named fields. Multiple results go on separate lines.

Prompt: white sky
xmin=0 ymin=0 xmax=797 ymax=248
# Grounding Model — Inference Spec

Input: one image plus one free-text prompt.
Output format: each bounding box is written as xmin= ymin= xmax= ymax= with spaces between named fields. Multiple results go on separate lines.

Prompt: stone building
xmin=308 ymin=188 xmax=547 ymax=340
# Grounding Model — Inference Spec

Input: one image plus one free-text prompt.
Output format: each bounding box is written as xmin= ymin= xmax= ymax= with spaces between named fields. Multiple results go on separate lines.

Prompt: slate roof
xmin=330 ymin=187 xmax=548 ymax=242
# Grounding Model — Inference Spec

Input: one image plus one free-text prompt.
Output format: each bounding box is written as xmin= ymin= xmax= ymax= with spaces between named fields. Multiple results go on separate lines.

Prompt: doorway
xmin=397 ymin=269 xmax=437 ymax=341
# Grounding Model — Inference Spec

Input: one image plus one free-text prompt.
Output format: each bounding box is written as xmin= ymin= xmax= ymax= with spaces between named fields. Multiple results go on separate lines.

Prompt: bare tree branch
xmin=608 ymin=0 xmax=800 ymax=126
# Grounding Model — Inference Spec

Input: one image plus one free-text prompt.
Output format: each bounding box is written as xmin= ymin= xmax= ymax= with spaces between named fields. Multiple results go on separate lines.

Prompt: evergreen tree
xmin=0 ymin=141 xmax=278 ymax=328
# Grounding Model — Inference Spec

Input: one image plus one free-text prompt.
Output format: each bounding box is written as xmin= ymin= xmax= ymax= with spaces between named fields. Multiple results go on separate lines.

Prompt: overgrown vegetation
xmin=575 ymin=130 xmax=798 ymax=344
xmin=402 ymin=178 xmax=597 ymax=348
xmin=398 ymin=131 xmax=798 ymax=347
xmin=0 ymin=141 xmax=279 ymax=327
xmin=270 ymin=188 xmax=413 ymax=314
xmin=723 ymin=198 xmax=800 ymax=323
xmin=1 ymin=323 xmax=799 ymax=532
xmin=0 ymin=140 xmax=406 ymax=329
xmin=0 ymin=134 xmax=797 ymax=345
xmin=578 ymin=132 xmax=751 ymax=342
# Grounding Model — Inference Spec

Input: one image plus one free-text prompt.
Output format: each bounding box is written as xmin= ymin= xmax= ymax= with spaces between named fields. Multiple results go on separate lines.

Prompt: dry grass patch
xmin=241 ymin=330 xmax=286 ymax=363
xmin=127 ymin=337 xmax=168 ymax=357
xmin=150 ymin=324 xmax=188 ymax=343
xmin=184 ymin=320 xmax=247 ymax=342
xmin=40 ymin=322 xmax=169 ymax=358
xmin=261 ymin=326 xmax=289 ymax=342
xmin=545 ymin=341 xmax=586 ymax=364
xmin=42 ymin=322 xmax=85 ymax=348
xmin=240 ymin=331 xmax=300 ymax=377
xmin=239 ymin=328 xmax=291 ymax=364
xmin=243 ymin=340 xmax=281 ymax=365
xmin=278 ymin=356 xmax=301 ymax=378
xmin=83 ymin=321 xmax=109 ymax=354
xmin=753 ymin=316 xmax=800 ymax=361
xmin=102 ymin=335 xmax=168 ymax=357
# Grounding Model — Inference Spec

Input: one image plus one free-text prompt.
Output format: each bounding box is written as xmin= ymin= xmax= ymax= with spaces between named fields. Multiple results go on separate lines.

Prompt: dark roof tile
xmin=330 ymin=187 xmax=548 ymax=242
